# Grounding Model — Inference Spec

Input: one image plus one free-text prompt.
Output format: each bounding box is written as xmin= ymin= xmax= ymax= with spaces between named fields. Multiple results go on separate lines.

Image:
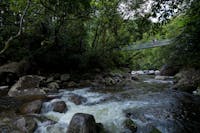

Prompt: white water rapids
xmin=35 ymin=88 xmax=150 ymax=133
xmin=34 ymin=76 xmax=200 ymax=133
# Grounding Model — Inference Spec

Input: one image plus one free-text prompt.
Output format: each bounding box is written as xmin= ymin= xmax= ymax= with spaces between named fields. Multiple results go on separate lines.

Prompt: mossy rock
xmin=123 ymin=118 xmax=137 ymax=133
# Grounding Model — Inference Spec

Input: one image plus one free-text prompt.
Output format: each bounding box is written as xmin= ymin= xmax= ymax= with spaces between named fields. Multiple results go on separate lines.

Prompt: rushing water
xmin=35 ymin=75 xmax=200 ymax=133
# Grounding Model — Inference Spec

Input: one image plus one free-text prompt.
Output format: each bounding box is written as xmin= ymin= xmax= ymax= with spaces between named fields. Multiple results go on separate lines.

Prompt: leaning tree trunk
xmin=0 ymin=0 xmax=31 ymax=54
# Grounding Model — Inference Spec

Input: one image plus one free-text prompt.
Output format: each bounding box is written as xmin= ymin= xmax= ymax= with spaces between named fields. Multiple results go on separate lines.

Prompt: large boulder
xmin=0 ymin=60 xmax=30 ymax=85
xmin=172 ymin=69 xmax=200 ymax=92
xmin=160 ymin=64 xmax=180 ymax=76
xmin=19 ymin=100 xmax=42 ymax=114
xmin=8 ymin=75 xmax=46 ymax=97
xmin=67 ymin=113 xmax=97 ymax=133
xmin=0 ymin=60 xmax=30 ymax=75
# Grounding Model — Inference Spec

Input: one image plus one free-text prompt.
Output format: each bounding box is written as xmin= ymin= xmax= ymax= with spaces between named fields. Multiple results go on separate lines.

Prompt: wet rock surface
xmin=19 ymin=100 xmax=42 ymax=114
xmin=67 ymin=113 xmax=97 ymax=133
xmin=8 ymin=75 xmax=46 ymax=97
xmin=172 ymin=69 xmax=200 ymax=92
xmin=52 ymin=101 xmax=67 ymax=113
xmin=0 ymin=111 xmax=37 ymax=133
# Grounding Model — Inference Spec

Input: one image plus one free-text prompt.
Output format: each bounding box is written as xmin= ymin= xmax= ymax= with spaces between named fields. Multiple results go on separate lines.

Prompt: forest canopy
xmin=0 ymin=0 xmax=198 ymax=72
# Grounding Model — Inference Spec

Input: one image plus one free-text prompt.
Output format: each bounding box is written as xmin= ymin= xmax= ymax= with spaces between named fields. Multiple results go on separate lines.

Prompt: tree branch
xmin=0 ymin=0 xmax=31 ymax=54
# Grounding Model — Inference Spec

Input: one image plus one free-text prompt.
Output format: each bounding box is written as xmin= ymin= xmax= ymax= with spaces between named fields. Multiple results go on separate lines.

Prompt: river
xmin=35 ymin=75 xmax=200 ymax=133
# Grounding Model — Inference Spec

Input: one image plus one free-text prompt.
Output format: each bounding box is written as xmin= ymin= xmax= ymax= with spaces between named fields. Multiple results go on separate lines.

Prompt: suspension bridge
xmin=122 ymin=39 xmax=173 ymax=51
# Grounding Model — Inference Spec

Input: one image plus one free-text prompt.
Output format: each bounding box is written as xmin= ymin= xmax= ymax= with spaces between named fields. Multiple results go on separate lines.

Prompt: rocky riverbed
xmin=0 ymin=66 xmax=200 ymax=133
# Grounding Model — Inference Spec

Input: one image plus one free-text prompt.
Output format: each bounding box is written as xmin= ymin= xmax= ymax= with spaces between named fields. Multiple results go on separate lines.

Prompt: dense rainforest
xmin=0 ymin=0 xmax=200 ymax=133
xmin=0 ymin=0 xmax=199 ymax=73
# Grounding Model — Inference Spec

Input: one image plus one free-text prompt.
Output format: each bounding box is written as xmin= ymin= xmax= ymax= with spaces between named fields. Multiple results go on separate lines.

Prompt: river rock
xmin=148 ymin=70 xmax=155 ymax=75
xmin=15 ymin=117 xmax=37 ymax=132
xmin=47 ymin=82 xmax=60 ymax=90
xmin=137 ymin=71 xmax=144 ymax=75
xmin=66 ymin=81 xmax=78 ymax=88
xmin=69 ymin=94 xmax=87 ymax=105
xmin=8 ymin=75 xmax=46 ymax=97
xmin=67 ymin=113 xmax=97 ymax=133
xmin=0 ymin=85 xmax=9 ymax=96
xmin=52 ymin=101 xmax=67 ymax=113
xmin=46 ymin=77 xmax=54 ymax=83
xmin=131 ymin=71 xmax=137 ymax=75
xmin=105 ymin=77 xmax=116 ymax=86
xmin=0 ymin=60 xmax=30 ymax=85
xmin=0 ymin=60 xmax=30 ymax=75
xmin=60 ymin=74 xmax=70 ymax=82
xmin=19 ymin=100 xmax=42 ymax=114
xmin=131 ymin=76 xmax=139 ymax=81
xmin=123 ymin=118 xmax=137 ymax=133
xmin=0 ymin=112 xmax=37 ymax=133
xmin=160 ymin=64 xmax=180 ymax=76
xmin=79 ymin=80 xmax=92 ymax=87
xmin=0 ymin=97 xmax=21 ymax=111
xmin=155 ymin=70 xmax=160 ymax=75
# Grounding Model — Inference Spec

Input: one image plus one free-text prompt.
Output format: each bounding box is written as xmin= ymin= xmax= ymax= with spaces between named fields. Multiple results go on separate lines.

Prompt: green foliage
xmin=0 ymin=0 xmax=198 ymax=72
xmin=126 ymin=47 xmax=165 ymax=70
xmin=162 ymin=0 xmax=200 ymax=68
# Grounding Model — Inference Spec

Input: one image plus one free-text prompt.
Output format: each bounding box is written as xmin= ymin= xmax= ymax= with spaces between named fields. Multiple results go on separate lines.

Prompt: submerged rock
xmin=69 ymin=94 xmax=87 ymax=105
xmin=67 ymin=113 xmax=97 ymax=133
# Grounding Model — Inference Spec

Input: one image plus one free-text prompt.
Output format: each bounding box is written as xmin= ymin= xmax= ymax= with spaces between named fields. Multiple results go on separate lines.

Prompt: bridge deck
xmin=122 ymin=39 xmax=173 ymax=51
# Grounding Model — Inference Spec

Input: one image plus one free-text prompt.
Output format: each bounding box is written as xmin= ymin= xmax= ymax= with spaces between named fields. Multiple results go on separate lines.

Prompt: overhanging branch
xmin=0 ymin=0 xmax=31 ymax=54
